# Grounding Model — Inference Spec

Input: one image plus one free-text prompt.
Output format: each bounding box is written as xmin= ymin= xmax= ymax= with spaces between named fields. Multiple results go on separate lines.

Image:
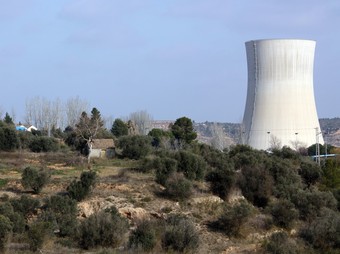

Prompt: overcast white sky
xmin=1 ymin=0 xmax=340 ymax=123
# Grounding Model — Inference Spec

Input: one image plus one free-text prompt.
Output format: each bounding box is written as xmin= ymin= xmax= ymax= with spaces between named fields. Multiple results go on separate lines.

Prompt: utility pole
xmin=315 ymin=127 xmax=321 ymax=166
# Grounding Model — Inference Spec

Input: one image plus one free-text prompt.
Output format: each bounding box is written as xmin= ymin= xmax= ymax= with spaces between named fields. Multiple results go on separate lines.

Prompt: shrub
xmin=211 ymin=200 xmax=253 ymax=237
xmin=268 ymin=158 xmax=303 ymax=200
xmin=174 ymin=150 xmax=207 ymax=180
xmin=111 ymin=118 xmax=128 ymax=138
xmin=238 ymin=165 xmax=274 ymax=207
xmin=0 ymin=202 xmax=25 ymax=233
xmin=0 ymin=215 xmax=12 ymax=251
xmin=118 ymin=135 xmax=152 ymax=159
xmin=291 ymin=188 xmax=337 ymax=220
xmin=67 ymin=171 xmax=96 ymax=201
xmin=267 ymin=199 xmax=298 ymax=229
xmin=206 ymin=162 xmax=235 ymax=200
xmin=77 ymin=207 xmax=129 ymax=249
xmin=272 ymin=146 xmax=301 ymax=160
xmin=298 ymin=161 xmax=322 ymax=187
xmin=43 ymin=195 xmax=78 ymax=237
xmin=300 ymin=207 xmax=340 ymax=250
xmin=17 ymin=131 xmax=33 ymax=150
xmin=170 ymin=116 xmax=197 ymax=145
xmin=148 ymin=128 xmax=173 ymax=148
xmin=21 ymin=166 xmax=51 ymax=194
xmin=129 ymin=219 xmax=160 ymax=251
xmin=229 ymin=145 xmax=265 ymax=170
xmin=10 ymin=195 xmax=40 ymax=218
xmin=27 ymin=221 xmax=51 ymax=252
xmin=154 ymin=157 xmax=178 ymax=186
xmin=162 ymin=214 xmax=199 ymax=252
xmin=29 ymin=136 xmax=59 ymax=152
xmin=164 ymin=173 xmax=193 ymax=201
xmin=321 ymin=159 xmax=340 ymax=190
xmin=0 ymin=126 xmax=18 ymax=151
xmin=264 ymin=231 xmax=299 ymax=254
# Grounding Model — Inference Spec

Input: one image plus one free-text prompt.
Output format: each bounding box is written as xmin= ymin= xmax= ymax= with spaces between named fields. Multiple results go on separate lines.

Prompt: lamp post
xmin=295 ymin=132 xmax=298 ymax=150
xmin=315 ymin=127 xmax=322 ymax=166
xmin=325 ymin=129 xmax=328 ymax=159
xmin=267 ymin=131 xmax=270 ymax=150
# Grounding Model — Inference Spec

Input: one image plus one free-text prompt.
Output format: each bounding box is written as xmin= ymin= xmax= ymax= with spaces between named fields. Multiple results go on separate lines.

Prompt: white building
xmin=242 ymin=39 xmax=323 ymax=150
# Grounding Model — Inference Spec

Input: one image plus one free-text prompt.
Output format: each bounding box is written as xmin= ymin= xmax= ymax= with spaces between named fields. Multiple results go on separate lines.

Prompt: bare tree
xmin=75 ymin=109 xmax=104 ymax=163
xmin=0 ymin=106 xmax=4 ymax=119
xmin=210 ymin=123 xmax=229 ymax=151
xmin=65 ymin=96 xmax=89 ymax=128
xmin=10 ymin=108 xmax=16 ymax=124
xmin=128 ymin=110 xmax=153 ymax=135
xmin=269 ymin=135 xmax=282 ymax=150
xmin=25 ymin=96 xmax=43 ymax=128
xmin=25 ymin=97 xmax=65 ymax=136
xmin=104 ymin=115 xmax=114 ymax=130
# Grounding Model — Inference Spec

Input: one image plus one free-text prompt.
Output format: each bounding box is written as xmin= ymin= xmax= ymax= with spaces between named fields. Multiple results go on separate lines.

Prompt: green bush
xmin=43 ymin=195 xmax=78 ymax=237
xmin=118 ymin=135 xmax=152 ymax=159
xmin=10 ymin=195 xmax=40 ymax=218
xmin=267 ymin=199 xmax=298 ymax=229
xmin=174 ymin=150 xmax=207 ymax=180
xmin=21 ymin=166 xmax=51 ymax=194
xmin=206 ymin=162 xmax=235 ymax=200
xmin=291 ymin=188 xmax=337 ymax=220
xmin=77 ymin=207 xmax=129 ymax=249
xmin=27 ymin=221 xmax=51 ymax=252
xmin=162 ymin=214 xmax=199 ymax=252
xmin=0 ymin=214 xmax=12 ymax=251
xmin=321 ymin=159 xmax=340 ymax=190
xmin=164 ymin=173 xmax=193 ymax=201
xmin=229 ymin=145 xmax=265 ymax=170
xmin=0 ymin=202 xmax=25 ymax=233
xmin=170 ymin=117 xmax=197 ymax=145
xmin=0 ymin=126 xmax=18 ymax=151
xmin=264 ymin=231 xmax=299 ymax=254
xmin=211 ymin=200 xmax=252 ymax=237
xmin=154 ymin=157 xmax=178 ymax=186
xmin=238 ymin=165 xmax=274 ymax=207
xmin=268 ymin=158 xmax=303 ymax=200
xmin=111 ymin=118 xmax=129 ymax=138
xmin=148 ymin=128 xmax=173 ymax=148
xmin=29 ymin=136 xmax=59 ymax=152
xmin=300 ymin=207 xmax=340 ymax=250
xmin=17 ymin=131 xmax=33 ymax=150
xmin=67 ymin=171 xmax=96 ymax=201
xmin=272 ymin=146 xmax=301 ymax=160
xmin=298 ymin=161 xmax=322 ymax=187
xmin=129 ymin=219 xmax=160 ymax=251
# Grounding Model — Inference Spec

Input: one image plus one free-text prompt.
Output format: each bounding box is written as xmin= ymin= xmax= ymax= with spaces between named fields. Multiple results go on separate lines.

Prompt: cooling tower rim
xmin=245 ymin=38 xmax=316 ymax=44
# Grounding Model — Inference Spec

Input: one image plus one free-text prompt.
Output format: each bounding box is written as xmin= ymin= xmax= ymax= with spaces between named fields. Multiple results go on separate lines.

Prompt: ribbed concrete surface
xmin=242 ymin=39 xmax=323 ymax=150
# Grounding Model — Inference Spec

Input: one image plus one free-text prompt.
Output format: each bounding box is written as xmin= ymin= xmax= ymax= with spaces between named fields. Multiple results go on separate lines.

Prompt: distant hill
xmin=319 ymin=118 xmax=340 ymax=147
xmin=194 ymin=118 xmax=340 ymax=148
xmin=151 ymin=118 xmax=340 ymax=147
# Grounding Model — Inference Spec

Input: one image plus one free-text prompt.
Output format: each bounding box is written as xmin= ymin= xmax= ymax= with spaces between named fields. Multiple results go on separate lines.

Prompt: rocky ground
xmin=0 ymin=152 xmax=277 ymax=253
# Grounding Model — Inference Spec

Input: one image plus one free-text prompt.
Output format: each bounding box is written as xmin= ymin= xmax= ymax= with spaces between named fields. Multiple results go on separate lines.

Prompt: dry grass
xmin=0 ymin=151 xmax=272 ymax=254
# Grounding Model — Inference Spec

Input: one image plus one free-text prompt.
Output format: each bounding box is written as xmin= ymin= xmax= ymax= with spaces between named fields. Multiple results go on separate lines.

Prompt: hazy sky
xmin=1 ymin=0 xmax=340 ymax=123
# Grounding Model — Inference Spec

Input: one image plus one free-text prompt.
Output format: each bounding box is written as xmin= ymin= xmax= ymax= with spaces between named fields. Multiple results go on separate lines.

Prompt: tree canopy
xmin=170 ymin=117 xmax=197 ymax=145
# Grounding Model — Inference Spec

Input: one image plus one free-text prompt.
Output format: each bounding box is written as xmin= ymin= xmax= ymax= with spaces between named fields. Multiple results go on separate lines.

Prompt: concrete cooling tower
xmin=242 ymin=39 xmax=324 ymax=150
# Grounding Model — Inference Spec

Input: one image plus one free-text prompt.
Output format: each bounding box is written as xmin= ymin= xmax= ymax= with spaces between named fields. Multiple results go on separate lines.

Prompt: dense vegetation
xmin=0 ymin=112 xmax=339 ymax=253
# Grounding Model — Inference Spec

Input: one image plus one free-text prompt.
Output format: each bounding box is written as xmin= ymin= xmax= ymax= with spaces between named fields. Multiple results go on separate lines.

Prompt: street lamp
xmin=315 ymin=127 xmax=322 ymax=165
xmin=295 ymin=132 xmax=299 ymax=151
xmin=267 ymin=131 xmax=270 ymax=150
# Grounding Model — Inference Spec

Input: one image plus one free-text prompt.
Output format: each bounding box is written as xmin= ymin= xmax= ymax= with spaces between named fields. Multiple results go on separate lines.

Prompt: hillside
xmin=192 ymin=118 xmax=340 ymax=148
xmin=0 ymin=145 xmax=339 ymax=253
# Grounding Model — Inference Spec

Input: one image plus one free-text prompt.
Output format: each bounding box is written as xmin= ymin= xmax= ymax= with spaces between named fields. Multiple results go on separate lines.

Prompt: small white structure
xmin=27 ymin=126 xmax=38 ymax=132
xmin=242 ymin=39 xmax=323 ymax=150
xmin=89 ymin=139 xmax=115 ymax=159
